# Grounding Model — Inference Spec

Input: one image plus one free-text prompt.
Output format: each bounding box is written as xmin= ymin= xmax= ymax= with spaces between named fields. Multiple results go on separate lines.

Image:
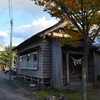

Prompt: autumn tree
xmin=0 ymin=46 xmax=17 ymax=67
xmin=32 ymin=0 xmax=100 ymax=100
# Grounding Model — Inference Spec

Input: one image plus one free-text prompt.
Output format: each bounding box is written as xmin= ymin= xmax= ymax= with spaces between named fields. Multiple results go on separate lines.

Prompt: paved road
xmin=0 ymin=71 xmax=38 ymax=100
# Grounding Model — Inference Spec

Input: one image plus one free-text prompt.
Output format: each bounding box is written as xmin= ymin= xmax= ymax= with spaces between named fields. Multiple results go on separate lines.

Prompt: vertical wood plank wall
xmin=94 ymin=51 xmax=100 ymax=75
xmin=88 ymin=51 xmax=94 ymax=82
xmin=51 ymin=42 xmax=63 ymax=89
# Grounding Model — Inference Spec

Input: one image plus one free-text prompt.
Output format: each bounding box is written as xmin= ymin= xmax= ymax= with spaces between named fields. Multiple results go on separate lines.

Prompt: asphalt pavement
xmin=0 ymin=71 xmax=39 ymax=100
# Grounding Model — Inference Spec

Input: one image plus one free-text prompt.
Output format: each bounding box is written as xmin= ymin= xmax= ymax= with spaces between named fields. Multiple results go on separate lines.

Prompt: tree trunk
xmin=82 ymin=38 xmax=89 ymax=100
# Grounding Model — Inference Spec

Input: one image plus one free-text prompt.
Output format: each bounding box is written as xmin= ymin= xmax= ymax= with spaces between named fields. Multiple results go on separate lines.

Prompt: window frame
xmin=19 ymin=51 xmax=39 ymax=70
xmin=32 ymin=51 xmax=38 ymax=70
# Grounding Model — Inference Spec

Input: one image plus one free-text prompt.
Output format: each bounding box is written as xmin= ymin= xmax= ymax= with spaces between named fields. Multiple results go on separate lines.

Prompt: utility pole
xmin=9 ymin=19 xmax=13 ymax=81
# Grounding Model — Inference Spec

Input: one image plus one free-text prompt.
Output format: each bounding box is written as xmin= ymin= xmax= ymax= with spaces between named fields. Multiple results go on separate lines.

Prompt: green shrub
xmin=2 ymin=68 xmax=5 ymax=72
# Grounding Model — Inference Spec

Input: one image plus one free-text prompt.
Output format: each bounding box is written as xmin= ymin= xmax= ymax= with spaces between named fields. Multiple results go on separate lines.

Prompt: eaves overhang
xmin=17 ymin=46 xmax=40 ymax=55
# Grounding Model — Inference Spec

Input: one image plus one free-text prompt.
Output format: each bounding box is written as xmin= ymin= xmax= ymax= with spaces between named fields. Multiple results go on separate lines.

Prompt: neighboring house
xmin=13 ymin=20 xmax=100 ymax=90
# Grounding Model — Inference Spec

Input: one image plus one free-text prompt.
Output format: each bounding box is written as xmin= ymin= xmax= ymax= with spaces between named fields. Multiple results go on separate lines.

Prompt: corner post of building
xmin=66 ymin=53 xmax=69 ymax=85
xmin=93 ymin=51 xmax=96 ymax=85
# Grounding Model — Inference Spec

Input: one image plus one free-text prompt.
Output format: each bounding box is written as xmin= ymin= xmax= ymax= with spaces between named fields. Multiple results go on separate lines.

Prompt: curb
xmin=11 ymin=79 xmax=39 ymax=100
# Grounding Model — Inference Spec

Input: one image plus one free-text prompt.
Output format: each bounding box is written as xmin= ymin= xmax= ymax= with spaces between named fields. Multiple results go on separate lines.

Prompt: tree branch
xmin=87 ymin=9 xmax=97 ymax=26
xmin=92 ymin=26 xmax=100 ymax=42
xmin=54 ymin=0 xmax=83 ymax=34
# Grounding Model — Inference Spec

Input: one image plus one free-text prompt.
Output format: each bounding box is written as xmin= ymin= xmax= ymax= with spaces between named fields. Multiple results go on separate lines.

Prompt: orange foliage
xmin=32 ymin=0 xmax=100 ymax=46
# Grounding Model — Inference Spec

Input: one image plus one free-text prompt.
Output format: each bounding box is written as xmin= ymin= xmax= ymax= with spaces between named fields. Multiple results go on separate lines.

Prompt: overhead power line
xmin=8 ymin=0 xmax=11 ymax=19
xmin=8 ymin=0 xmax=13 ymax=20
xmin=0 ymin=0 xmax=26 ymax=12
xmin=11 ymin=0 xmax=13 ymax=19
xmin=0 ymin=21 xmax=25 ymax=38
xmin=0 ymin=22 xmax=10 ymax=29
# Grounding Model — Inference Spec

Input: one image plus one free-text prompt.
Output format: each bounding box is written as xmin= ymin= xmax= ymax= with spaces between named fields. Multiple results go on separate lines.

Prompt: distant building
xmin=0 ymin=46 xmax=4 ymax=51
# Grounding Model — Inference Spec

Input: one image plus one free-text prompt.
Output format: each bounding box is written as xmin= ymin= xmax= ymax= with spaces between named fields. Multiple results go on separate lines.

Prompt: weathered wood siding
xmin=94 ymin=51 xmax=100 ymax=75
xmin=88 ymin=51 xmax=94 ymax=82
xmin=17 ymin=39 xmax=43 ymax=78
xmin=17 ymin=39 xmax=52 ymax=79
xmin=51 ymin=42 xmax=63 ymax=89
xmin=17 ymin=39 xmax=42 ymax=54
xmin=40 ymin=40 xmax=52 ymax=78
xmin=16 ymin=55 xmax=20 ymax=73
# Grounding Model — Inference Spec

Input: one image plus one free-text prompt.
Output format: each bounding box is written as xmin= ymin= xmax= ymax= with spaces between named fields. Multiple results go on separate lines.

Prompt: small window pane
xmin=20 ymin=56 xmax=23 ymax=62
xmin=34 ymin=53 xmax=37 ymax=61
xmin=27 ymin=54 xmax=30 ymax=61
xmin=33 ymin=52 xmax=38 ymax=69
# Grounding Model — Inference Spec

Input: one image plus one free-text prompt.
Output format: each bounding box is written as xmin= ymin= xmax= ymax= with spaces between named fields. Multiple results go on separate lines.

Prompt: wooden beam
xmin=66 ymin=53 xmax=69 ymax=84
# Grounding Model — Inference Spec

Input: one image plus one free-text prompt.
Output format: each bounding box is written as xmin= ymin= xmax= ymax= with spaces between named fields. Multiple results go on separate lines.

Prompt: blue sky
xmin=0 ymin=0 xmax=59 ymax=47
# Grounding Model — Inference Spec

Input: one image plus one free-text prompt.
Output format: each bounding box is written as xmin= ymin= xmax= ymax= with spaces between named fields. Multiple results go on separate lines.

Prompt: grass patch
xmin=22 ymin=81 xmax=28 ymax=84
xmin=33 ymin=87 xmax=100 ymax=100
xmin=33 ymin=89 xmax=81 ymax=100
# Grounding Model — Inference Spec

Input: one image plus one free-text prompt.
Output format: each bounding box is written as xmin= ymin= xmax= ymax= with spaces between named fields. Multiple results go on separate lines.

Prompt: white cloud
xmin=13 ymin=43 xmax=20 ymax=46
xmin=0 ymin=0 xmax=59 ymax=47
xmin=0 ymin=31 xmax=9 ymax=46
xmin=0 ymin=0 xmax=48 ymax=18
xmin=15 ymin=17 xmax=58 ymax=39
xmin=0 ymin=31 xmax=8 ymax=37
xmin=32 ymin=17 xmax=57 ymax=27
xmin=0 ymin=39 xmax=6 ymax=46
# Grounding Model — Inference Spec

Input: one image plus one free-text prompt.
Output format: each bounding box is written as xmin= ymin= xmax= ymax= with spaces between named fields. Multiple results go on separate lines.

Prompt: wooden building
xmin=14 ymin=20 xmax=100 ymax=90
